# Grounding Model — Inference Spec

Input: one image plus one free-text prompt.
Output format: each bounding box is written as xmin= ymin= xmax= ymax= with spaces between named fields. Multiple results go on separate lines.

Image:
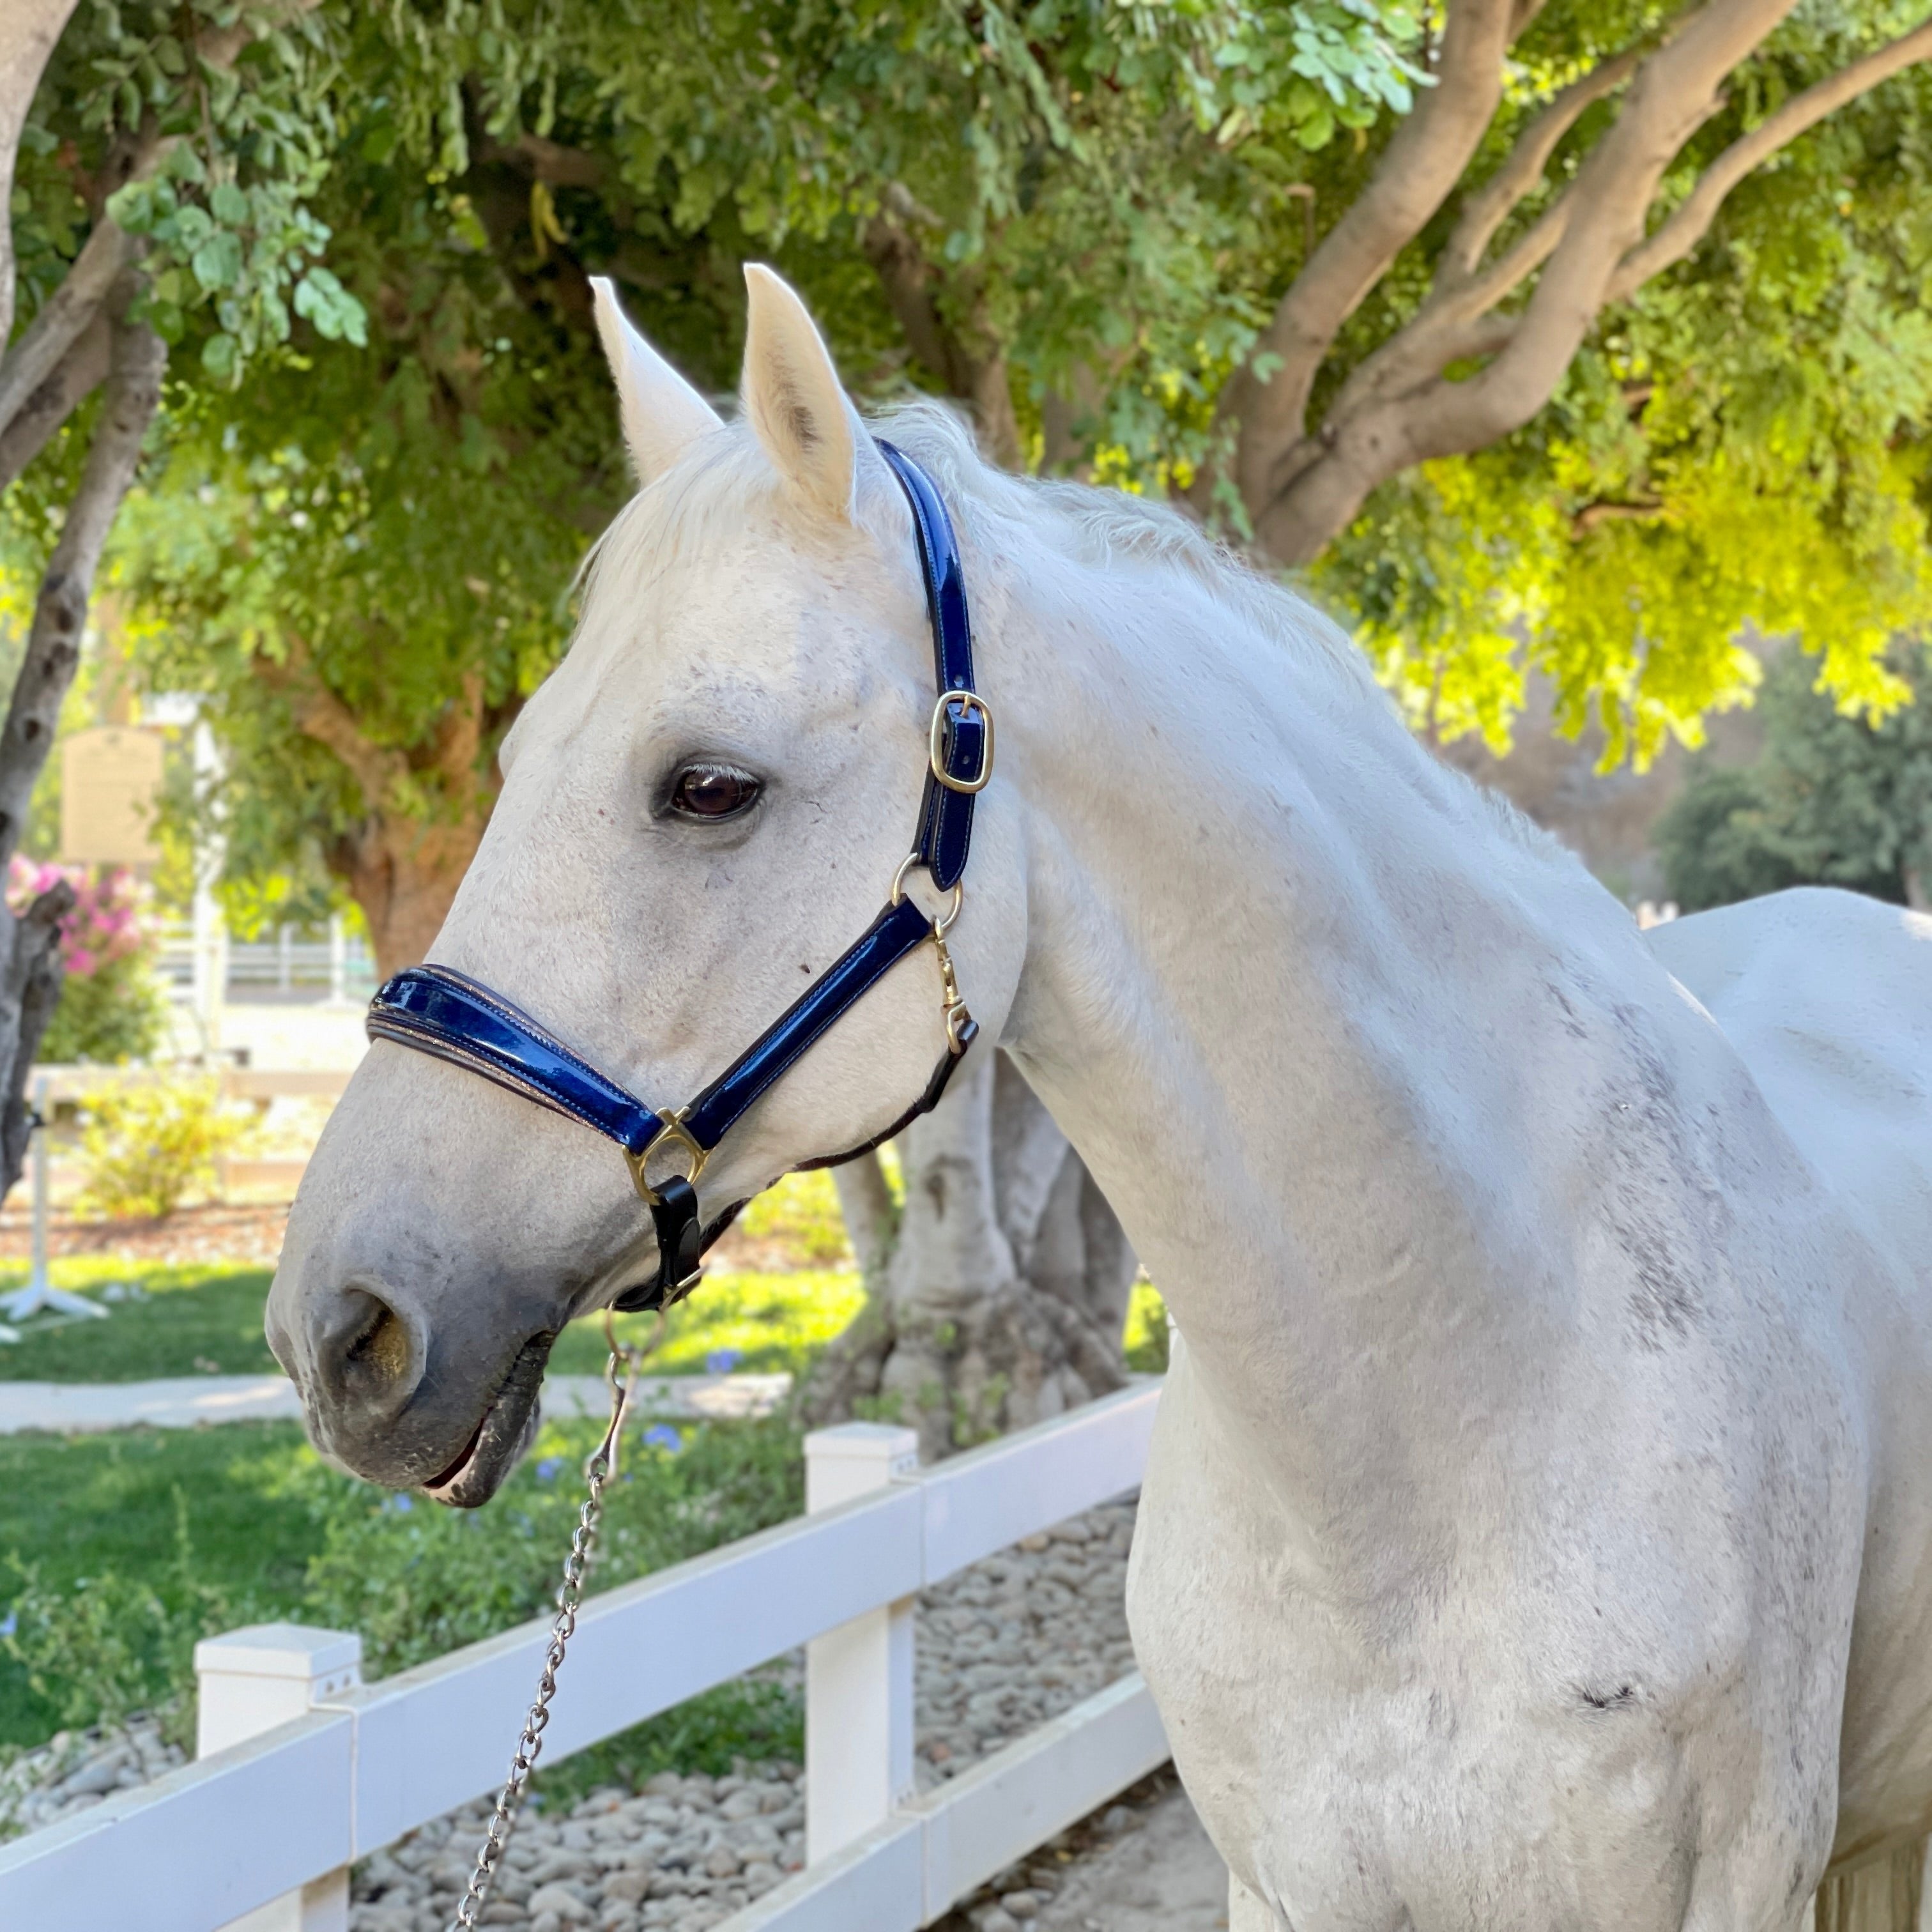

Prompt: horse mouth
xmin=422 ymin=1331 xmax=555 ymax=1508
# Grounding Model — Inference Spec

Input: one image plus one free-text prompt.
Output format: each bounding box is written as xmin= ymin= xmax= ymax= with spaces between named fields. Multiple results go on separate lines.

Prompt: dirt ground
xmin=0 ymin=1200 xmax=291 ymax=1266
xmin=1036 ymin=1781 xmax=1230 ymax=1931
xmin=0 ymin=1199 xmax=806 ymax=1273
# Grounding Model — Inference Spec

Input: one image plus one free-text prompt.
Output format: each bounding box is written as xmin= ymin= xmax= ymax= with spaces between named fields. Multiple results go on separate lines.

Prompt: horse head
xmin=266 ymin=266 xmax=1027 ymax=1503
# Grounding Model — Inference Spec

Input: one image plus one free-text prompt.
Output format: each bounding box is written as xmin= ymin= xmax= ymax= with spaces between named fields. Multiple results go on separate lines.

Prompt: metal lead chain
xmin=449 ymin=1317 xmax=656 ymax=1931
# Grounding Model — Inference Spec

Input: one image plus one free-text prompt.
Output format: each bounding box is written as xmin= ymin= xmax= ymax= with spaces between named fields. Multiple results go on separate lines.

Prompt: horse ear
xmin=590 ymin=277 xmax=721 ymax=484
xmin=740 ymin=264 xmax=867 ymax=522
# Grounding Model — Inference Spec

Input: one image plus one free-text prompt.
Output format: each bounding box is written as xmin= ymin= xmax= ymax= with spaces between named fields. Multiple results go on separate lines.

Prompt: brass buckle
xmin=928 ymin=691 xmax=995 ymax=794
xmin=625 ymin=1107 xmax=709 ymax=1206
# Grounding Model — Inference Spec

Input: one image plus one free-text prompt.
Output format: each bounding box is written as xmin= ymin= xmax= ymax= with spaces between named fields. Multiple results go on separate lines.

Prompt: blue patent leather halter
xmin=365 ymin=443 xmax=989 ymax=1314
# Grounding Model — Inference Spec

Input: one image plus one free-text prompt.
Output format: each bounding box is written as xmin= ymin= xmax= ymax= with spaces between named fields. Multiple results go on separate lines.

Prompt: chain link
xmin=448 ymin=1320 xmax=652 ymax=1932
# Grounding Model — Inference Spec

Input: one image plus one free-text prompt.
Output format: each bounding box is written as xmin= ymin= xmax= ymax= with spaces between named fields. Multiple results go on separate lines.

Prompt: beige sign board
xmin=59 ymin=726 xmax=164 ymax=867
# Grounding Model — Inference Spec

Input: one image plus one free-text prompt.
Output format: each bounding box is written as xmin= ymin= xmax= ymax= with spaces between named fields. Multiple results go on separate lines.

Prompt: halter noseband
xmin=364 ymin=442 xmax=988 ymax=1315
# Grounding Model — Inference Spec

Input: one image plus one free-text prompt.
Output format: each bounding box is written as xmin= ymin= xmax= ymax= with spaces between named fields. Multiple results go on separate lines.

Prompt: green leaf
xmin=190 ymin=231 xmax=244 ymax=292
xmin=200 ymin=332 xmax=238 ymax=382
xmin=105 ymin=179 xmax=155 ymax=234
xmin=210 ymin=182 xmax=250 ymax=226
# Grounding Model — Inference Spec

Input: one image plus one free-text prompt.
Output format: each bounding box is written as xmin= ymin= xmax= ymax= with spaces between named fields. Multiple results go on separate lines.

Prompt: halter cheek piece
xmin=364 ymin=443 xmax=988 ymax=1315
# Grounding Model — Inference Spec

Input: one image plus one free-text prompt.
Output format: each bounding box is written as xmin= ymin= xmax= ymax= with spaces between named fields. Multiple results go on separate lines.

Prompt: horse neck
xmin=995 ymin=545 xmax=1696 ymax=1583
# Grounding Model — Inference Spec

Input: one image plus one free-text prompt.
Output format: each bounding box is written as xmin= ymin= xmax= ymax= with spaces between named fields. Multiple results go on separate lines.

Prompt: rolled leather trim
xmin=367 ymin=965 xmax=661 ymax=1155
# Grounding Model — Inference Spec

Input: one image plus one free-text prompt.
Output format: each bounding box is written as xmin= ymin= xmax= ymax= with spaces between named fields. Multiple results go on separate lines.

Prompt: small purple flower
xmin=641 ymin=1423 xmax=682 ymax=1453
xmin=534 ymin=1456 xmax=564 ymax=1483
xmin=705 ymin=1347 xmax=742 ymax=1374
xmin=0 ymin=1610 xmax=16 ymax=1639
xmin=386 ymin=1493 xmax=413 ymax=1513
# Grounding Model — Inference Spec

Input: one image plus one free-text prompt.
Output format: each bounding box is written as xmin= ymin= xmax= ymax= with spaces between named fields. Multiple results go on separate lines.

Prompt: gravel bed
xmin=0 ymin=1712 xmax=187 ymax=1839
xmin=0 ymin=1497 xmax=1141 ymax=1931
xmin=346 ymin=1497 xmax=1139 ymax=1932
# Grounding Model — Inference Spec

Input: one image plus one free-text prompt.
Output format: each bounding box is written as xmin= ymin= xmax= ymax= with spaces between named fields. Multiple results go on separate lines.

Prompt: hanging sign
xmin=59 ymin=726 xmax=165 ymax=867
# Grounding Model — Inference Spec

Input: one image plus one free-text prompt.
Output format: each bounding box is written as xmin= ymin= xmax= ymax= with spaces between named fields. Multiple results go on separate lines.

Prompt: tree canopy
xmin=10 ymin=0 xmax=1932 ymax=985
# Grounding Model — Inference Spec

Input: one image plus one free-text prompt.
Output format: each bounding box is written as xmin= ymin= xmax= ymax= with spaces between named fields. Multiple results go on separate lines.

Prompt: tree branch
xmin=1250 ymin=0 xmax=1813 ymax=563
xmin=0 ymin=304 xmax=107 ymax=492
xmin=0 ymin=293 xmax=162 ymax=872
xmin=253 ymin=641 xmax=408 ymax=810
xmin=0 ymin=217 xmax=133 ymax=443
xmin=476 ymin=132 xmax=607 ymax=190
xmin=1439 ymin=47 xmax=1644 ymax=283
xmin=1606 ymin=15 xmax=1932 ymax=302
xmin=1222 ymin=0 xmax=1519 ymax=507
xmin=0 ymin=0 xmax=82 ymax=353
xmin=862 ymin=197 xmax=1023 ymax=469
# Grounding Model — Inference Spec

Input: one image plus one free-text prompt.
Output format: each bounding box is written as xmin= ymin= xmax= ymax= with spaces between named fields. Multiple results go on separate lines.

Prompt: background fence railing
xmin=0 ymin=1381 xmax=1168 ymax=1932
xmin=155 ymin=917 xmax=378 ymax=1005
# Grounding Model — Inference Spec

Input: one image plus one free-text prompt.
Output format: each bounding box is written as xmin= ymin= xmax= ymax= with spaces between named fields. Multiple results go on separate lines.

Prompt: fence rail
xmin=0 ymin=1381 xmax=1167 ymax=1932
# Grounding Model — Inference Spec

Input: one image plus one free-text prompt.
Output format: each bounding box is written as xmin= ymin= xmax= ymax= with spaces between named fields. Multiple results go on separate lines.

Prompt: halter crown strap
xmin=364 ymin=441 xmax=986 ymax=1314
xmin=877 ymin=440 xmax=983 ymax=893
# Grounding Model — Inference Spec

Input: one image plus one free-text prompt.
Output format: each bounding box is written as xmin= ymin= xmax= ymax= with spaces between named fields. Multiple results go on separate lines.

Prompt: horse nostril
xmin=312 ymin=1279 xmax=426 ymax=1420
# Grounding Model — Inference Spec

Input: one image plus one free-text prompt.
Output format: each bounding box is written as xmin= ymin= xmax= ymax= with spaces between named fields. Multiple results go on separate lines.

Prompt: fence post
xmin=195 ymin=1624 xmax=362 ymax=1932
xmin=803 ymin=1422 xmax=919 ymax=1865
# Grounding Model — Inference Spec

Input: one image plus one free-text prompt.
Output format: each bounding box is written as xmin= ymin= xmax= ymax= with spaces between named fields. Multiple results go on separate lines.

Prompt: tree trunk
xmin=1814 ymin=1839 xmax=1925 ymax=1932
xmin=806 ymin=1048 xmax=1138 ymax=1459
xmin=330 ymin=806 xmax=491 ymax=979
xmin=266 ymin=663 xmax=508 ymax=977
xmin=0 ymin=293 xmax=161 ymax=1191
xmin=0 ymin=0 xmax=83 ymax=355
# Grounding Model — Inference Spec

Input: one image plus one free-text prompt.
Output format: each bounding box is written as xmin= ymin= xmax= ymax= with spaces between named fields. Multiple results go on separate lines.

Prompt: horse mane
xmin=864 ymin=401 xmax=1381 ymax=702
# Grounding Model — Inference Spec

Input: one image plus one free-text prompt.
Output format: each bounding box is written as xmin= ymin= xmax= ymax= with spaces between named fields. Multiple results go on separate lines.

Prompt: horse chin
xmin=421 ymin=1332 xmax=553 ymax=1508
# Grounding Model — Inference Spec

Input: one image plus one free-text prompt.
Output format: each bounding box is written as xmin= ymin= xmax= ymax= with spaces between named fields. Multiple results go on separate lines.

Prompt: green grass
xmin=548 ymin=1269 xmax=867 ymax=1377
xmin=0 ymin=1264 xmax=280 ymax=1381
xmin=0 ymin=1409 xmax=805 ymax=1754
xmin=0 ymin=1259 xmax=865 ymax=1386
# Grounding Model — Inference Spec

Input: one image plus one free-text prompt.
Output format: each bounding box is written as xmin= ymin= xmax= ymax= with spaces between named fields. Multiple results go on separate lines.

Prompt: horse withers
xmin=268 ymin=264 xmax=1932 ymax=1931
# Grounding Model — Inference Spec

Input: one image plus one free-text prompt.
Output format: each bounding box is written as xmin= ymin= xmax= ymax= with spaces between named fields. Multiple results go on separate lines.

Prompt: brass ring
xmin=928 ymin=691 xmax=995 ymax=794
xmin=889 ymin=852 xmax=963 ymax=932
xmin=625 ymin=1108 xmax=709 ymax=1206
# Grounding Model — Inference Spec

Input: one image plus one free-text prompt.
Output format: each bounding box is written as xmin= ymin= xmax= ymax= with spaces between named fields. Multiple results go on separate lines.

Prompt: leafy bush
xmin=7 ymin=861 xmax=167 ymax=1065
xmin=737 ymin=1169 xmax=854 ymax=1264
xmin=2 ymin=1496 xmax=245 ymax=1742
xmin=0 ymin=1416 xmax=803 ymax=1773
xmin=1657 ymin=642 xmax=1932 ymax=911
xmin=75 ymin=1077 xmax=255 ymax=1220
xmin=298 ymin=1414 xmax=803 ymax=1680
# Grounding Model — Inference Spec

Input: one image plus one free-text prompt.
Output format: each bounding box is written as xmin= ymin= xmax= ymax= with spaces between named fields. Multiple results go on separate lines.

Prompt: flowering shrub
xmin=6 ymin=859 xmax=166 ymax=1064
xmin=75 ymin=1077 xmax=254 ymax=1220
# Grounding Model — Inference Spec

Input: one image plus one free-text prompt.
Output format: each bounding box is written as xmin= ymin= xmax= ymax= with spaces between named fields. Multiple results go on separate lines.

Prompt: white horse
xmin=268 ymin=264 xmax=1932 ymax=1931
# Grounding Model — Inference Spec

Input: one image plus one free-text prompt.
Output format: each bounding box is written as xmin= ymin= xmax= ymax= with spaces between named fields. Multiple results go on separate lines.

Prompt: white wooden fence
xmin=0 ymin=1381 xmax=1168 ymax=1932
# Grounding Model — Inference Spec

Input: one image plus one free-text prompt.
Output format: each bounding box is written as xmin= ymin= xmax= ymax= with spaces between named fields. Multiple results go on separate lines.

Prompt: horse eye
xmin=668 ymin=763 xmax=762 ymax=820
